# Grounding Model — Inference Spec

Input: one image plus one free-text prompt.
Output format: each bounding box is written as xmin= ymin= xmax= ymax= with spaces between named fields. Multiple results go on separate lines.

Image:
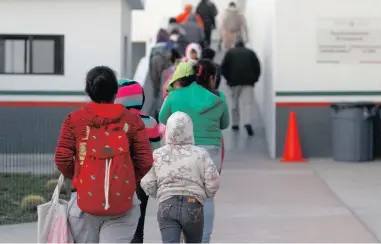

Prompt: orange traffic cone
xmin=281 ymin=111 xmax=307 ymax=163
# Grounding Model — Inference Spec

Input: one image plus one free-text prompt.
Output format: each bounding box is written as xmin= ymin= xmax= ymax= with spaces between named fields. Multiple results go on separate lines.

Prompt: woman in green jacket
xmin=159 ymin=60 xmax=230 ymax=243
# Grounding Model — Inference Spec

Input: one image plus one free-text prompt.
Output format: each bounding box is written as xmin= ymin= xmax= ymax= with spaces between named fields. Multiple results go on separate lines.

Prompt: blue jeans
xmin=158 ymin=196 xmax=204 ymax=243
xmin=198 ymin=145 xmax=222 ymax=243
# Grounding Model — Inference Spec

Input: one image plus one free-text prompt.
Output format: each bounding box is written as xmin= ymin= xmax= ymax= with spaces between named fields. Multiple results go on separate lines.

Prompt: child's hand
xmin=159 ymin=124 xmax=166 ymax=138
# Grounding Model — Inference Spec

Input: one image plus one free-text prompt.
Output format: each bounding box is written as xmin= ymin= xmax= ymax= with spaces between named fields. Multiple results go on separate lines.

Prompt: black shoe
xmin=131 ymin=237 xmax=143 ymax=243
xmin=245 ymin=124 xmax=254 ymax=136
xmin=232 ymin=125 xmax=239 ymax=131
xmin=131 ymin=233 xmax=144 ymax=243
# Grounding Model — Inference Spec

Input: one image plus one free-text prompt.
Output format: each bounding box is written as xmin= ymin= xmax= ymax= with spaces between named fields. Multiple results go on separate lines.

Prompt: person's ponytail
xmin=195 ymin=59 xmax=217 ymax=89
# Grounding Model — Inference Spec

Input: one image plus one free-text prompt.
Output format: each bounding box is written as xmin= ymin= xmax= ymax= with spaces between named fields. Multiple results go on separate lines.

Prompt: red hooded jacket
xmin=54 ymin=103 xmax=153 ymax=188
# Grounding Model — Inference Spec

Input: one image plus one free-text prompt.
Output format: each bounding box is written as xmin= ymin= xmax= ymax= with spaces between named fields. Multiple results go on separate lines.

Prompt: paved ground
xmin=1 ymin=158 xmax=381 ymax=242
xmin=1 ymin=99 xmax=381 ymax=242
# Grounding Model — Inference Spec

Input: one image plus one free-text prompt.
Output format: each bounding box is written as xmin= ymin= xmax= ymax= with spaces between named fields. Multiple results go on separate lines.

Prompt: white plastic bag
xmin=37 ymin=174 xmax=74 ymax=243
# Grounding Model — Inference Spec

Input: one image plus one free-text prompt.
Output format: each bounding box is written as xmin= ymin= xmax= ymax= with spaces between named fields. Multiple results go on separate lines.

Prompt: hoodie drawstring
xmin=104 ymin=158 xmax=112 ymax=210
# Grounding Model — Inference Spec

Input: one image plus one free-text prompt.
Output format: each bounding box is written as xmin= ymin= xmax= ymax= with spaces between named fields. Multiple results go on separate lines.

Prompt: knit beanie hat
xmin=166 ymin=62 xmax=195 ymax=92
xmin=116 ymin=79 xmax=145 ymax=110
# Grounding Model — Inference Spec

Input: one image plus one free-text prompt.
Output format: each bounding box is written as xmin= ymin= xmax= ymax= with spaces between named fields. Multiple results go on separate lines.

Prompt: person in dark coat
xmin=149 ymin=29 xmax=174 ymax=120
xmin=181 ymin=13 xmax=205 ymax=47
xmin=168 ymin=17 xmax=185 ymax=36
xmin=221 ymin=36 xmax=261 ymax=136
xmin=196 ymin=0 xmax=218 ymax=47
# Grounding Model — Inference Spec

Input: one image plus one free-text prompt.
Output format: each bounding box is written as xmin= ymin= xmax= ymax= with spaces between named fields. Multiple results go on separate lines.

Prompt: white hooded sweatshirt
xmin=183 ymin=43 xmax=203 ymax=65
xmin=140 ymin=111 xmax=220 ymax=204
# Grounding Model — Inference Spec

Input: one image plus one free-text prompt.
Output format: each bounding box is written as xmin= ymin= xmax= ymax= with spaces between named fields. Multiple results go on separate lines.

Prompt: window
xmin=0 ymin=35 xmax=64 ymax=75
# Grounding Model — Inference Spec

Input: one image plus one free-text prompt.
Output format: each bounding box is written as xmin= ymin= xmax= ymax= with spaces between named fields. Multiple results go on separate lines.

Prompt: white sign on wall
xmin=316 ymin=18 xmax=381 ymax=64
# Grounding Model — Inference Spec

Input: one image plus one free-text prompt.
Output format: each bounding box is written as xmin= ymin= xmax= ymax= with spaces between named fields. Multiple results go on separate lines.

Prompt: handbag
xmin=37 ymin=174 xmax=74 ymax=243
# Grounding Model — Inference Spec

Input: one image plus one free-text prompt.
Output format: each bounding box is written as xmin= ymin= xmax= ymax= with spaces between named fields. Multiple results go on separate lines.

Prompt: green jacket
xmin=159 ymin=82 xmax=230 ymax=146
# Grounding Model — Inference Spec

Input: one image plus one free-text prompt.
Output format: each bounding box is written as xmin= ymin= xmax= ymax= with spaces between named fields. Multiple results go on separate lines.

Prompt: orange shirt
xmin=176 ymin=11 xmax=204 ymax=30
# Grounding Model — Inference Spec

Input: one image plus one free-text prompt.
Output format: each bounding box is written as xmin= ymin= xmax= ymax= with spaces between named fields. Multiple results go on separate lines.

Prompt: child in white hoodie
xmin=141 ymin=111 xmax=220 ymax=243
xmin=183 ymin=42 xmax=202 ymax=65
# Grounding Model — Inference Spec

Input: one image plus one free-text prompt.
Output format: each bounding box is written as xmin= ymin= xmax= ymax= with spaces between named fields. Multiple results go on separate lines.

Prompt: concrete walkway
xmin=1 ymin=158 xmax=380 ymax=243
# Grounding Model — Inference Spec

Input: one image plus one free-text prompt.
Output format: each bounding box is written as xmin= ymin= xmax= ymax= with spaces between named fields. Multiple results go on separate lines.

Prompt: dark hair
xmin=235 ymin=34 xmax=245 ymax=47
xmin=85 ymin=66 xmax=118 ymax=103
xmin=229 ymin=2 xmax=236 ymax=7
xmin=169 ymin=17 xmax=177 ymax=24
xmin=236 ymin=41 xmax=245 ymax=47
xmin=202 ymin=48 xmax=216 ymax=60
xmin=170 ymin=28 xmax=180 ymax=35
xmin=157 ymin=29 xmax=170 ymax=43
xmin=195 ymin=59 xmax=216 ymax=89
xmin=178 ymin=75 xmax=196 ymax=88
xmin=170 ymin=48 xmax=181 ymax=64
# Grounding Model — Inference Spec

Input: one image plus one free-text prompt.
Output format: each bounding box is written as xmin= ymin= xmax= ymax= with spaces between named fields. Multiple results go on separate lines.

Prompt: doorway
xmin=123 ymin=36 xmax=129 ymax=78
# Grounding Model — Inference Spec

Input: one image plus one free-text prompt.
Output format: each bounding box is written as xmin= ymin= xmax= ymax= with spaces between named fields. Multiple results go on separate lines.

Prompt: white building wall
xmin=245 ymin=0 xmax=276 ymax=157
xmin=244 ymin=0 xmax=381 ymax=156
xmin=132 ymin=0 xmax=183 ymax=43
xmin=275 ymin=0 xmax=381 ymax=102
xmin=121 ymin=0 xmax=133 ymax=78
xmin=0 ymin=0 xmax=123 ymax=94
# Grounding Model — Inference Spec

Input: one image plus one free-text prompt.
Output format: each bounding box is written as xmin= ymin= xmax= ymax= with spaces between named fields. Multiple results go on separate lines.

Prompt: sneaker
xmin=244 ymin=124 xmax=254 ymax=136
xmin=232 ymin=125 xmax=239 ymax=131
xmin=131 ymin=237 xmax=143 ymax=243
xmin=131 ymin=233 xmax=144 ymax=243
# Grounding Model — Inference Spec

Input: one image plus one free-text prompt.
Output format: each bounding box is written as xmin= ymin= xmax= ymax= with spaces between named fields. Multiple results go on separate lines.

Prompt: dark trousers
xmin=158 ymin=196 xmax=204 ymax=243
xmin=131 ymin=183 xmax=149 ymax=243
xmin=204 ymin=26 xmax=212 ymax=47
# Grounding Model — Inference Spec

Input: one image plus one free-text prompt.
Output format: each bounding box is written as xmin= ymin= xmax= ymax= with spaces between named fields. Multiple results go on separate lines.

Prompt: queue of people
xmin=54 ymin=62 xmax=225 ymax=243
xmin=53 ymin=47 xmax=229 ymax=243
xmin=173 ymin=0 xmax=248 ymax=50
xmin=51 ymin=2 xmax=260 ymax=243
xmin=149 ymin=1 xmax=258 ymax=135
xmin=171 ymin=0 xmax=248 ymax=50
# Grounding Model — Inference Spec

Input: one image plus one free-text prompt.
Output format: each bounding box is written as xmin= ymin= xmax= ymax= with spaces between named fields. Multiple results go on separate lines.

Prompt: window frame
xmin=0 ymin=34 xmax=65 ymax=75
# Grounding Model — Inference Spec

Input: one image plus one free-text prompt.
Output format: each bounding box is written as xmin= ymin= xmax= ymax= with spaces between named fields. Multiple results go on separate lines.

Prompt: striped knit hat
xmin=116 ymin=79 xmax=145 ymax=111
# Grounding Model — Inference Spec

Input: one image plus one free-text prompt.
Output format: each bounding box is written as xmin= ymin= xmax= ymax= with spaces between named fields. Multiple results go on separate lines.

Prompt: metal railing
xmin=0 ymin=107 xmax=73 ymax=224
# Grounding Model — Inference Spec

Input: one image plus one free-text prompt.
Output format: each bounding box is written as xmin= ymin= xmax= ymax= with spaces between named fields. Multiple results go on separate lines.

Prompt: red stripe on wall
xmin=0 ymin=101 xmax=378 ymax=108
xmin=276 ymin=102 xmax=331 ymax=107
xmin=0 ymin=101 xmax=87 ymax=107
xmin=276 ymin=102 xmax=381 ymax=107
